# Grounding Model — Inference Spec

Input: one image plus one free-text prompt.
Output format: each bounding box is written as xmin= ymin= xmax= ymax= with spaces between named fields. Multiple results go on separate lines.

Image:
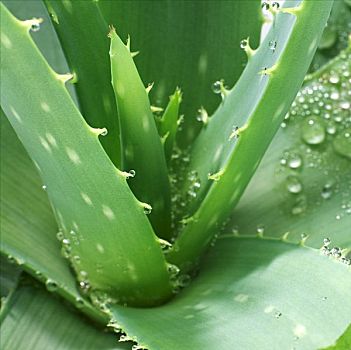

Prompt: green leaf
xmin=44 ymin=0 xmax=121 ymax=166
xmin=109 ymin=29 xmax=172 ymax=239
xmin=0 ymin=256 xmax=20 ymax=300
xmin=0 ymin=283 xmax=130 ymax=350
xmin=0 ymin=4 xmax=171 ymax=306
xmin=229 ymin=45 xmax=351 ymax=249
xmin=158 ymin=88 xmax=182 ymax=164
xmin=168 ymin=0 xmax=334 ymax=272
xmin=0 ymin=112 xmax=106 ymax=324
xmin=311 ymin=0 xmax=351 ymax=72
xmin=110 ymin=237 xmax=351 ymax=350
xmin=98 ymin=0 xmax=262 ymax=144
xmin=321 ymin=324 xmax=351 ymax=350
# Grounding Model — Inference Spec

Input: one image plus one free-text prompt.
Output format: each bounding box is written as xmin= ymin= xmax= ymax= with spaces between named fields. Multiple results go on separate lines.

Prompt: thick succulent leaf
xmin=110 ymin=237 xmax=351 ymax=350
xmin=44 ymin=0 xmax=121 ymax=166
xmin=229 ymin=46 xmax=351 ymax=249
xmin=0 ymin=256 xmax=20 ymax=300
xmin=321 ymin=324 xmax=351 ymax=350
xmin=310 ymin=0 xmax=351 ymax=72
xmin=109 ymin=29 xmax=172 ymax=239
xmin=158 ymin=88 xmax=182 ymax=164
xmin=0 ymin=4 xmax=171 ymax=306
xmin=168 ymin=0 xmax=334 ymax=272
xmin=0 ymin=112 xmax=106 ymax=324
xmin=2 ymin=0 xmax=77 ymax=102
xmin=0 ymin=284 xmax=130 ymax=350
xmin=98 ymin=0 xmax=262 ymax=144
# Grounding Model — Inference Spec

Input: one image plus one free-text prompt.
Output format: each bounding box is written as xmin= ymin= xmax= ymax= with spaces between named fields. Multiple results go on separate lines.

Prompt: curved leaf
xmin=44 ymin=0 xmax=121 ymax=166
xmin=98 ymin=0 xmax=262 ymax=144
xmin=0 ymin=284 xmax=130 ymax=350
xmin=0 ymin=112 xmax=106 ymax=324
xmin=0 ymin=4 xmax=172 ymax=306
xmin=229 ymin=45 xmax=351 ymax=249
xmin=110 ymin=237 xmax=351 ymax=350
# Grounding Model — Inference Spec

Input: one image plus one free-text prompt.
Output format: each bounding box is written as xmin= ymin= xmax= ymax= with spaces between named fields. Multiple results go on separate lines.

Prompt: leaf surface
xmin=230 ymin=46 xmax=351 ymax=249
xmin=98 ymin=0 xmax=262 ymax=144
xmin=0 ymin=4 xmax=171 ymax=306
xmin=0 ymin=284 xmax=130 ymax=350
xmin=44 ymin=0 xmax=121 ymax=165
xmin=110 ymin=237 xmax=351 ymax=350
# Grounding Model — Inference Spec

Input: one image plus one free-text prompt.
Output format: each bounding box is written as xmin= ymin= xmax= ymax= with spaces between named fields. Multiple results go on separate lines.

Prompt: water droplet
xmin=101 ymin=128 xmax=108 ymax=136
xmin=75 ymin=297 xmax=85 ymax=309
xmin=256 ymin=224 xmax=265 ymax=236
xmin=240 ymin=39 xmax=248 ymax=49
xmin=322 ymin=296 xmax=328 ymax=301
xmin=178 ymin=274 xmax=191 ymax=287
xmin=56 ymin=231 xmax=64 ymax=241
xmin=269 ymin=40 xmax=277 ymax=52
xmin=288 ymin=153 xmax=302 ymax=169
xmin=272 ymin=2 xmax=280 ymax=10
xmin=333 ymin=129 xmax=351 ymax=159
xmin=212 ymin=80 xmax=222 ymax=94
xmin=45 ymin=279 xmax=58 ymax=292
xmin=342 ymin=258 xmax=351 ymax=265
xmin=42 ymin=185 xmax=47 ymax=190
xmin=30 ymin=22 xmax=40 ymax=32
xmin=301 ymin=117 xmax=326 ymax=145
xmin=129 ymin=169 xmax=136 ymax=177
xmin=143 ymin=204 xmax=152 ymax=214
xmin=323 ymin=238 xmax=331 ymax=246
xmin=329 ymin=74 xmax=340 ymax=84
xmin=326 ymin=121 xmax=337 ymax=135
xmin=261 ymin=2 xmax=270 ymax=11
xmin=275 ymin=311 xmax=282 ymax=319
xmin=321 ymin=246 xmax=331 ymax=256
xmin=330 ymin=247 xmax=341 ymax=259
xmin=196 ymin=107 xmax=208 ymax=124
xmin=286 ymin=176 xmax=302 ymax=194
xmin=167 ymin=264 xmax=180 ymax=280
xmin=321 ymin=182 xmax=333 ymax=199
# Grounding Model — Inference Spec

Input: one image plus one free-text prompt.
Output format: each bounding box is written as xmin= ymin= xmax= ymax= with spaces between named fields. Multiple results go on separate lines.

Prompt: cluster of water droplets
xmin=277 ymin=48 xmax=351 ymax=217
xmin=320 ymin=238 xmax=351 ymax=265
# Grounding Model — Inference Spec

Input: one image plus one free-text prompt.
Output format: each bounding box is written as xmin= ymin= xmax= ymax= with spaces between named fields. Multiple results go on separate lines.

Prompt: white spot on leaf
xmin=234 ymin=294 xmax=249 ymax=303
xmin=41 ymin=102 xmax=50 ymax=112
xmin=80 ymin=192 xmax=93 ymax=206
xmin=1 ymin=32 xmax=12 ymax=49
xmin=46 ymin=133 xmax=57 ymax=148
xmin=102 ymin=205 xmax=115 ymax=220
xmin=66 ymin=147 xmax=81 ymax=164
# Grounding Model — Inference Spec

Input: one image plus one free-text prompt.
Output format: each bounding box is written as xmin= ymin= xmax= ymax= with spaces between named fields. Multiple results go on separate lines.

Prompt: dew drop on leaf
xmin=301 ymin=117 xmax=326 ymax=145
xmin=286 ymin=176 xmax=302 ymax=194
xmin=269 ymin=40 xmax=277 ymax=52
xmin=240 ymin=39 xmax=248 ymax=49
xmin=30 ymin=22 xmax=40 ymax=32
xmin=212 ymin=80 xmax=222 ymax=94
xmin=45 ymin=279 xmax=58 ymax=292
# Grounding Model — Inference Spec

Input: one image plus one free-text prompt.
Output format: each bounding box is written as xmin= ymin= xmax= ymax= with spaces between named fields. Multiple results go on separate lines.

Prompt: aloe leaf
xmin=109 ymin=29 xmax=172 ymax=239
xmin=98 ymin=0 xmax=262 ymax=144
xmin=0 ymin=4 xmax=171 ymax=306
xmin=168 ymin=0 xmax=335 ymax=271
xmin=0 ymin=283 xmax=130 ymax=350
xmin=0 ymin=112 xmax=107 ymax=323
xmin=110 ymin=237 xmax=351 ymax=350
xmin=321 ymin=324 xmax=351 ymax=350
xmin=0 ymin=256 xmax=20 ymax=301
xmin=311 ymin=0 xmax=351 ymax=72
xmin=44 ymin=0 xmax=121 ymax=166
xmin=157 ymin=88 xmax=182 ymax=164
xmin=230 ymin=45 xmax=351 ymax=249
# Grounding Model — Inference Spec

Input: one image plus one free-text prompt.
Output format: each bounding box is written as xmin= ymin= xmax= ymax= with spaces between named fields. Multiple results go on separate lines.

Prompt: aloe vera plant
xmin=1 ymin=0 xmax=350 ymax=349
